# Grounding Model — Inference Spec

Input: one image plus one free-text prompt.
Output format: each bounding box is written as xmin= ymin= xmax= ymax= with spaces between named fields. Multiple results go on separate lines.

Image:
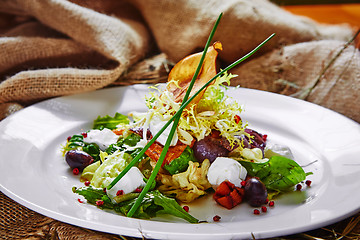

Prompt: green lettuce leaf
xmin=91 ymin=151 xmax=131 ymax=188
xmin=74 ymin=186 xmax=113 ymax=209
xmin=106 ymin=133 xmax=142 ymax=156
xmin=82 ymin=143 xmax=100 ymax=162
xmin=93 ymin=112 xmax=129 ymax=130
xmin=65 ymin=134 xmax=84 ymax=150
xmin=163 ymin=146 xmax=197 ymax=175
xmin=240 ymin=155 xmax=308 ymax=191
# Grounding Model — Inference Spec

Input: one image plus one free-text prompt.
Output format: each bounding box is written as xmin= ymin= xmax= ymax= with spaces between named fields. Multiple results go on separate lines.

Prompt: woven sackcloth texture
xmin=0 ymin=0 xmax=360 ymax=239
xmin=0 ymin=0 xmax=150 ymax=104
xmin=231 ymin=39 xmax=360 ymax=121
xmin=0 ymin=192 xmax=137 ymax=239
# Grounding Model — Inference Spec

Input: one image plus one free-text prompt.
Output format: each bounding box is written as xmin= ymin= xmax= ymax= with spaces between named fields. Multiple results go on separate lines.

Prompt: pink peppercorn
xmin=213 ymin=215 xmax=221 ymax=222
xmin=183 ymin=206 xmax=189 ymax=212
xmin=72 ymin=168 xmax=79 ymax=175
xmin=134 ymin=188 xmax=142 ymax=193
xmin=261 ymin=206 xmax=267 ymax=213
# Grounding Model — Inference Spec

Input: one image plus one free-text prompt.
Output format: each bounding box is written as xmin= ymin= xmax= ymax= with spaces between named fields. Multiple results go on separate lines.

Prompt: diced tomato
xmin=234 ymin=115 xmax=241 ymax=124
xmin=214 ymin=180 xmax=232 ymax=196
xmin=215 ymin=196 xmax=233 ymax=210
xmin=145 ymin=139 xmax=195 ymax=166
xmin=213 ymin=181 xmax=245 ymax=209
xmin=230 ymin=188 xmax=244 ymax=206
xmin=112 ymin=129 xmax=124 ymax=135
xmin=130 ymin=128 xmax=195 ymax=166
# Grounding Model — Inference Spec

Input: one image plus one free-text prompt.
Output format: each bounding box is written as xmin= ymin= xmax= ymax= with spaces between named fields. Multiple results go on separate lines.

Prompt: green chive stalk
xmin=126 ymin=12 xmax=224 ymax=218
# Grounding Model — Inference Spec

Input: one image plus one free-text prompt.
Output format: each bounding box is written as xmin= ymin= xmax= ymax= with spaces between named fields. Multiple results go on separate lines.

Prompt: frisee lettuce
xmin=90 ymin=151 xmax=131 ymax=188
xmin=131 ymin=72 xmax=246 ymax=147
xmin=181 ymin=72 xmax=246 ymax=145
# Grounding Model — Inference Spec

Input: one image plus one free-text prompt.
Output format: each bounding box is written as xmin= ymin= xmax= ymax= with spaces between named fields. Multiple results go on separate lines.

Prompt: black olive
xmin=244 ymin=177 xmax=268 ymax=207
xmin=65 ymin=150 xmax=94 ymax=171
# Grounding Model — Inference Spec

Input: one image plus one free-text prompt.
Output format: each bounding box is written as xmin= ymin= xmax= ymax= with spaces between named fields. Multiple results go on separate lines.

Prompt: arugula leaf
xmin=240 ymin=155 xmax=307 ymax=191
xmin=163 ymin=146 xmax=197 ymax=175
xmin=115 ymin=190 xmax=199 ymax=223
xmin=74 ymin=187 xmax=198 ymax=223
xmin=123 ymin=133 xmax=142 ymax=147
xmin=82 ymin=143 xmax=100 ymax=162
xmin=105 ymin=133 xmax=143 ymax=160
xmin=63 ymin=135 xmax=100 ymax=162
xmin=64 ymin=134 xmax=84 ymax=152
xmin=114 ymin=193 xmax=161 ymax=219
xmin=105 ymin=142 xmax=121 ymax=155
xmin=113 ymin=192 xmax=140 ymax=203
xmin=93 ymin=112 xmax=129 ymax=130
xmin=152 ymin=190 xmax=199 ymax=223
xmin=74 ymin=186 xmax=113 ymax=209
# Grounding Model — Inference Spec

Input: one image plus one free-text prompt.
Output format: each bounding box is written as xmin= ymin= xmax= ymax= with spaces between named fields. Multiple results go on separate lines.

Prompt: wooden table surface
xmin=284 ymin=3 xmax=360 ymax=27
xmin=283 ymin=3 xmax=360 ymax=28
xmin=285 ymin=4 xmax=360 ymax=48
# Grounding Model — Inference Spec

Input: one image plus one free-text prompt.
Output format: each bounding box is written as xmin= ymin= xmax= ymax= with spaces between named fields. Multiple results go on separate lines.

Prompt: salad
xmin=62 ymin=41 xmax=311 ymax=223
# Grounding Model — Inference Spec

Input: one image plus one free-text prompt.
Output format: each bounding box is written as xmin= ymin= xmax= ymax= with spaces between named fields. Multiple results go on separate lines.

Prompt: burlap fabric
xmin=0 ymin=0 xmax=359 ymax=239
xmin=231 ymin=39 xmax=360 ymax=121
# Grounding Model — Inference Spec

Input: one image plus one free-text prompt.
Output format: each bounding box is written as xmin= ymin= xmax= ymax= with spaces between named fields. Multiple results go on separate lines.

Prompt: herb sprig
xmin=107 ymin=12 xmax=275 ymax=218
xmin=126 ymin=12 xmax=224 ymax=217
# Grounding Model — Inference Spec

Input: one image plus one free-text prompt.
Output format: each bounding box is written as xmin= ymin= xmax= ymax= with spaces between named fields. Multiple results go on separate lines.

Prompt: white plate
xmin=1 ymin=84 xmax=360 ymax=240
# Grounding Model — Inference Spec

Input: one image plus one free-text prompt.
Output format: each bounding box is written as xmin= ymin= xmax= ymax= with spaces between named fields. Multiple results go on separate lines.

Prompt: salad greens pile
xmin=63 ymin=81 xmax=311 ymax=223
xmin=66 ymin=112 xmax=200 ymax=223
